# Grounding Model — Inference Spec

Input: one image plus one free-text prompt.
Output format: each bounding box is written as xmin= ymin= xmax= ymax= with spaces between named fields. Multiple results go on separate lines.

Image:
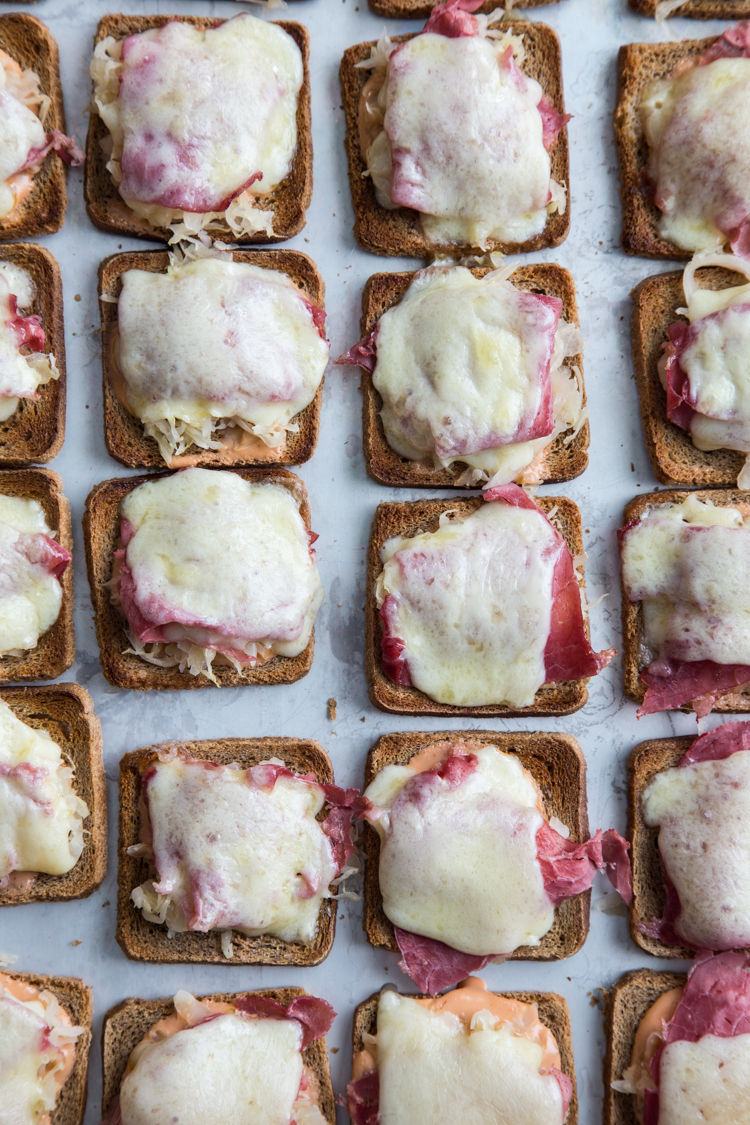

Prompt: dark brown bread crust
xmin=371 ymin=0 xmax=560 ymax=14
xmin=365 ymin=494 xmax=591 ymax=716
xmin=362 ymin=730 xmax=591 ymax=961
xmin=603 ymin=969 xmax=685 ymax=1125
xmin=631 ymin=265 xmax=749 ymax=486
xmin=629 ymin=0 xmax=750 ymax=16
xmin=359 ymin=264 xmax=588 ymax=488
xmin=0 ymin=468 xmax=74 ymax=683
xmin=83 ymin=467 xmax=316 ymax=691
xmin=621 ymin=488 xmax=750 ymax=712
xmin=615 ymin=36 xmax=717 ymax=261
xmin=84 ymin=15 xmax=312 ymax=244
xmin=0 ymin=684 xmax=106 ymax=907
xmin=0 ymin=243 xmax=65 ymax=465
xmin=340 ymin=22 xmax=570 ymax=258
xmin=352 ymin=989 xmax=578 ymax=1125
xmin=117 ymin=737 xmax=337 ymax=965
xmin=0 ymin=15 xmax=68 ymax=239
xmin=4 ymin=971 xmax=93 ymax=1125
xmin=627 ymin=736 xmax=695 ymax=959
xmin=98 ymin=249 xmax=324 ymax=469
xmin=101 ymin=988 xmax=335 ymax=1124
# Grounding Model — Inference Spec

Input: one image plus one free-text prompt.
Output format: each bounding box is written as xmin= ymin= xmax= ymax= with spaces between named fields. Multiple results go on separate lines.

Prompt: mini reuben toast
xmin=632 ymin=253 xmax=750 ymax=488
xmin=0 ymin=468 xmax=73 ymax=683
xmin=615 ymin=24 xmax=750 ymax=260
xmin=0 ymin=684 xmax=106 ymax=907
xmin=0 ymin=14 xmax=83 ymax=239
xmin=345 ymin=982 xmax=577 ymax=1125
xmin=360 ymin=731 xmax=631 ymax=991
xmin=117 ymin=737 xmax=359 ymax=965
xmin=0 ymin=971 xmax=92 ymax=1125
xmin=85 ymin=14 xmax=312 ymax=244
xmin=605 ymin=954 xmax=750 ymax=1125
xmin=341 ymin=263 xmax=587 ymax=488
xmin=371 ymin=0 xmax=562 ymax=18
xmin=629 ymin=0 xmax=750 ymax=18
xmin=619 ymin=489 xmax=750 ymax=716
xmin=98 ymin=248 xmax=327 ymax=470
xmin=83 ymin=467 xmax=323 ymax=691
xmin=628 ymin=722 xmax=750 ymax=959
xmin=340 ymin=9 xmax=570 ymax=257
xmin=366 ymin=487 xmax=613 ymax=717
xmin=0 ymin=244 xmax=65 ymax=465
xmin=100 ymin=988 xmax=336 ymax=1125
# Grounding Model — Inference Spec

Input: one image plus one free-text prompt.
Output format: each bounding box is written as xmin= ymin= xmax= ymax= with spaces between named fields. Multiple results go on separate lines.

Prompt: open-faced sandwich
xmin=86 ymin=13 xmax=311 ymax=244
xmin=345 ymin=977 xmax=576 ymax=1125
xmin=340 ymin=0 xmax=570 ymax=256
xmin=339 ymin=263 xmax=587 ymax=488
xmin=100 ymin=987 xmax=335 ymax=1125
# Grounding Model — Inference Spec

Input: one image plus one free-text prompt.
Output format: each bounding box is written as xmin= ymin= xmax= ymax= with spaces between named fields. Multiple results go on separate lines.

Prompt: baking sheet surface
xmin=0 ymin=0 xmax=729 ymax=1120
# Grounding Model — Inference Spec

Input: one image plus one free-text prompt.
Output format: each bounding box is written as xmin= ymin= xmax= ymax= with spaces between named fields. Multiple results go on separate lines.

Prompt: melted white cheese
xmin=0 ymin=698 xmax=87 ymax=880
xmin=0 ymin=495 xmax=64 ymax=657
xmin=374 ymin=33 xmax=557 ymax=248
xmin=117 ymin=258 xmax=327 ymax=461
xmin=620 ymin=494 xmax=750 ymax=665
xmin=375 ymin=990 xmax=564 ymax=1125
xmin=121 ymin=468 xmax=323 ymax=659
xmin=133 ymin=757 xmax=337 ymax=942
xmin=0 ymin=75 xmax=44 ymax=219
xmin=659 ymin=1033 xmax=750 ymax=1125
xmin=0 ymin=267 xmax=57 ymax=423
xmin=120 ymin=1012 xmax=304 ymax=1125
xmin=640 ymin=58 xmax=750 ymax=252
xmin=377 ymin=502 xmax=556 ymax=707
xmin=364 ymin=747 xmax=552 ymax=955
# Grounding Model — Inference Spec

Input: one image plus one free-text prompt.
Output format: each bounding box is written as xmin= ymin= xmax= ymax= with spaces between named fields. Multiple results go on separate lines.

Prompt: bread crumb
xmin=74 ymin=293 xmax=81 ymax=302
xmin=328 ymin=697 xmax=337 ymax=720
xmin=331 ymin=1047 xmax=339 ymax=1054
xmin=72 ymin=940 xmax=82 ymax=946
xmin=360 ymin=716 xmax=365 ymax=722
xmin=101 ymin=900 xmax=110 ymax=908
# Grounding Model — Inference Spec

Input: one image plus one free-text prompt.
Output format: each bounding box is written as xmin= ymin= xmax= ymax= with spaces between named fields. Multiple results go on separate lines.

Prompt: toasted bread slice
xmin=117 ymin=736 xmax=337 ymax=965
xmin=0 ymin=468 xmax=74 ymax=683
xmin=631 ymin=264 xmax=749 ymax=486
xmin=0 ymin=15 xmax=69 ymax=239
xmin=101 ymin=988 xmax=335 ymax=1124
xmin=359 ymin=264 xmax=587 ymax=488
xmin=98 ymin=249 xmax=324 ymax=470
xmin=340 ymin=21 xmax=570 ymax=258
xmin=370 ymin=0 xmax=559 ymax=16
xmin=603 ymin=968 xmax=686 ymax=1125
xmin=366 ymin=494 xmax=590 ymax=716
xmin=615 ymin=36 xmax=717 ymax=260
xmin=362 ymin=730 xmax=591 ymax=962
xmin=0 ymin=684 xmax=106 ymax=907
xmin=0 ymin=243 xmax=65 ymax=466
xmin=83 ymin=467 xmax=316 ymax=691
xmin=84 ymin=15 xmax=312 ymax=245
xmin=621 ymin=488 xmax=750 ymax=712
xmin=3 ymin=971 xmax=93 ymax=1125
xmin=629 ymin=0 xmax=750 ymax=16
xmin=627 ymin=736 xmax=694 ymax=960
xmin=351 ymin=988 xmax=578 ymax=1125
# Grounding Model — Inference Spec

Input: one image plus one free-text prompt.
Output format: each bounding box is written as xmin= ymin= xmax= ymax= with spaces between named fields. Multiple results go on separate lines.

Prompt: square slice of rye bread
xmin=366 ymin=494 xmax=590 ymax=716
xmin=0 ymin=684 xmax=106 ymax=907
xmin=117 ymin=737 xmax=337 ymax=965
xmin=627 ymin=736 xmax=696 ymax=960
xmin=3 ymin=972 xmax=93 ymax=1125
xmin=98 ymin=249 xmax=324 ymax=470
xmin=360 ymin=264 xmax=588 ymax=488
xmin=615 ymin=35 xmax=720 ymax=261
xmin=370 ymin=0 xmax=559 ymax=17
xmin=340 ymin=21 xmax=570 ymax=258
xmin=352 ymin=989 xmax=578 ymax=1125
xmin=629 ymin=0 xmax=750 ymax=16
xmin=0 ymin=468 xmax=74 ymax=683
xmin=83 ymin=467 xmax=316 ymax=691
xmin=0 ymin=15 xmax=69 ymax=239
xmin=603 ymin=969 xmax=686 ymax=1125
xmin=101 ymin=989 xmax=335 ymax=1125
xmin=362 ymin=730 xmax=591 ymax=962
xmin=0 ymin=243 xmax=65 ymax=466
xmin=621 ymin=488 xmax=750 ymax=712
xmin=631 ymin=264 xmax=749 ymax=487
xmin=84 ymin=15 xmax=312 ymax=245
